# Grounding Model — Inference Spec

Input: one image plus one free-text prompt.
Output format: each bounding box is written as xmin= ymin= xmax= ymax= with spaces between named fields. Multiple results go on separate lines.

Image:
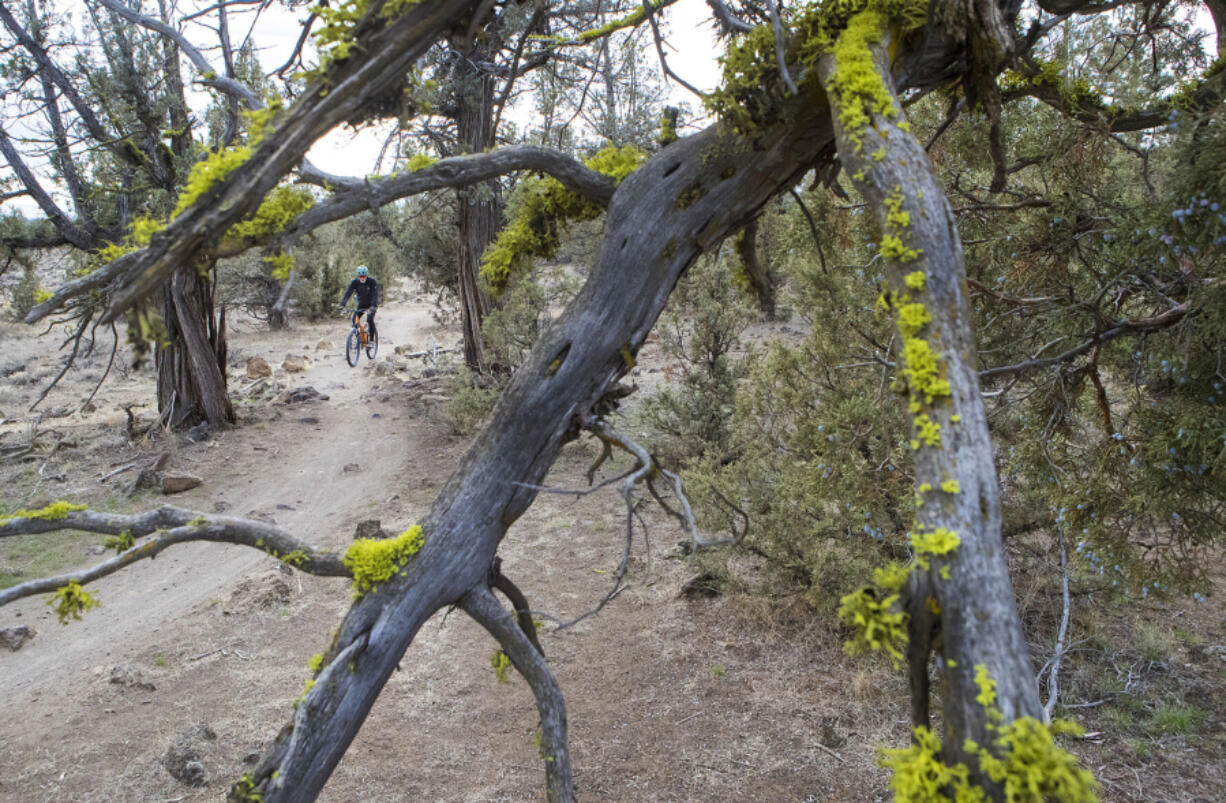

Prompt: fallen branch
xmin=0 ymin=506 xmax=348 ymax=607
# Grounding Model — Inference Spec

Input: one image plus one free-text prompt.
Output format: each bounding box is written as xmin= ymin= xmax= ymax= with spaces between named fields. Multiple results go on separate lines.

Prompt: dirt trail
xmin=6 ymin=285 xmax=1218 ymax=802
xmin=0 ymin=293 xmax=456 ymax=718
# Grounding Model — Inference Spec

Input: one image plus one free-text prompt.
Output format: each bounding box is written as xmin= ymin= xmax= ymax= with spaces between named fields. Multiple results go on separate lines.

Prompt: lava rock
xmin=0 ymin=624 xmax=36 ymax=651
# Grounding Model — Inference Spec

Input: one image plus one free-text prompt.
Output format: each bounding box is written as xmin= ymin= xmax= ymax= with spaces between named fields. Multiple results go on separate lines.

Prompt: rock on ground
xmin=108 ymin=665 xmax=156 ymax=691
xmin=162 ymin=724 xmax=216 ymax=787
xmin=282 ymin=354 xmax=308 ymax=373
xmin=0 ymin=624 xmax=36 ymax=651
xmin=162 ymin=473 xmax=203 ymax=494
xmin=246 ymin=356 xmax=272 ymax=378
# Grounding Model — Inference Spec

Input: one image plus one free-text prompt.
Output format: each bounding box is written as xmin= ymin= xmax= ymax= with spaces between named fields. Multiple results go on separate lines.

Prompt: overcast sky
xmin=0 ymin=0 xmax=722 ymax=218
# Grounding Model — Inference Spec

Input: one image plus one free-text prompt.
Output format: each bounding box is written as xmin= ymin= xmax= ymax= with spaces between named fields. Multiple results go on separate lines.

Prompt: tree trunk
xmin=734 ymin=217 xmax=775 ymax=318
xmin=816 ymin=25 xmax=1041 ymax=795
xmin=454 ymin=48 xmax=499 ymax=371
xmin=246 ymin=79 xmax=836 ymax=803
xmin=155 ymin=262 xmax=235 ymax=430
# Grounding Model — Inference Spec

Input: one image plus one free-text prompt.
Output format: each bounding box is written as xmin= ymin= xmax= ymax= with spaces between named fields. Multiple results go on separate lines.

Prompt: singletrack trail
xmin=0 ymin=293 xmax=452 ymax=723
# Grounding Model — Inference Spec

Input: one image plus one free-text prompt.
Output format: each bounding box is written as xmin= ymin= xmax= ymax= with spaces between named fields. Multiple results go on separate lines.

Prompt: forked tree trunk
xmin=155 ymin=262 xmax=235 ymax=430
xmin=245 ymin=76 xmax=837 ymax=803
xmin=815 ymin=25 xmax=1041 ymax=795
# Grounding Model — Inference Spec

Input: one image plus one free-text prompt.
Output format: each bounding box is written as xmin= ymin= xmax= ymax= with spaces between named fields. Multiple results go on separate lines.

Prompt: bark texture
xmin=156 ymin=264 xmax=235 ymax=430
xmin=816 ymin=29 xmax=1040 ymax=793
xmin=245 ymin=83 xmax=836 ymax=803
xmin=453 ymin=38 xmax=501 ymax=370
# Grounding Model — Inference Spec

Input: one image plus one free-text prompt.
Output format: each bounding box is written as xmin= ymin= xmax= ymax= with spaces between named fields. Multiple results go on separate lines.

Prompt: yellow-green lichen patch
xmin=490 ymin=649 xmax=512 ymax=684
xmin=307 ymin=652 xmax=324 ymax=674
xmin=941 ymin=480 xmax=961 ymax=494
xmin=104 ymin=529 xmax=135 ymax=553
xmin=480 ymin=145 xmax=646 ymax=291
xmin=838 ymin=585 xmax=908 ymax=666
xmin=171 ymin=145 xmax=253 ymax=218
xmin=901 ymin=338 xmax=951 ymax=404
xmin=0 ymin=501 xmax=87 ymax=524
xmin=231 ymin=772 xmax=265 ymax=802
xmin=46 ymin=580 xmax=99 ymax=624
xmin=968 ymin=717 xmax=1100 ymax=802
xmin=406 ymin=153 xmax=437 ymax=171
xmin=896 ymin=302 xmax=931 ymax=337
xmin=913 ymin=412 xmax=941 ymax=448
xmin=225 ymin=186 xmax=315 ymax=243
xmin=873 ymin=561 xmax=910 ymax=593
xmin=904 ymin=270 xmax=926 ymax=291
xmin=343 ymin=524 xmax=425 ymax=596
xmin=973 ymin=663 xmax=998 ymax=709
xmin=825 ymin=9 xmax=895 ymax=153
xmin=884 ymin=187 xmax=911 ymax=229
xmin=881 ymin=233 xmax=921 ymax=262
xmin=264 ymin=252 xmax=295 ymax=281
xmin=911 ymin=526 xmax=960 ymax=569
xmin=879 ymin=725 xmax=982 ymax=802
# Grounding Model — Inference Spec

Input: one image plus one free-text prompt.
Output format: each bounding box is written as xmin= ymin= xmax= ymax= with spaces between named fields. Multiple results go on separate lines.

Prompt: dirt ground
xmin=0 ymin=281 xmax=1223 ymax=801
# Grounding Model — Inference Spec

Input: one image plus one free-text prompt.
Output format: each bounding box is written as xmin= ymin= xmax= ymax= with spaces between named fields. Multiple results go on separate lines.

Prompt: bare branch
xmin=0 ymin=127 xmax=94 ymax=250
xmin=0 ymin=506 xmax=348 ymax=607
xmin=765 ymin=0 xmax=797 ymax=95
xmin=217 ymin=146 xmax=618 ymax=256
xmin=979 ymin=302 xmax=1191 ymax=380
xmin=644 ymin=1 xmax=705 ymax=99
xmin=1042 ymin=528 xmax=1072 ymax=723
xmin=92 ymin=0 xmax=261 ymax=107
xmin=705 ymin=0 xmax=754 ymax=34
xmin=461 ymin=585 xmax=574 ymax=802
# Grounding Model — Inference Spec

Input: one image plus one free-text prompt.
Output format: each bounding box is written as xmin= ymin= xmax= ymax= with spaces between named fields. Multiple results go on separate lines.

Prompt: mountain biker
xmin=341 ymin=265 xmax=379 ymax=342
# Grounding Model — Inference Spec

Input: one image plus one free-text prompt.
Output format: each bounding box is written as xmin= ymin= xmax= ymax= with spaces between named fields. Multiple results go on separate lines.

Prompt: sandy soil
xmin=0 ymin=282 xmax=1223 ymax=802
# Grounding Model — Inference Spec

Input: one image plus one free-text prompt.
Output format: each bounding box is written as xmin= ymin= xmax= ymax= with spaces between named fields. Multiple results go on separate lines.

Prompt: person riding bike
xmin=340 ymin=265 xmax=379 ymax=342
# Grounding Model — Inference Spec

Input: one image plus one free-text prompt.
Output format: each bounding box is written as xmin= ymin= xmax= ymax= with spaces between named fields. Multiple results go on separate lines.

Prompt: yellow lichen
xmin=913 ymin=412 xmax=942 ymax=447
xmin=490 ymin=649 xmax=512 ymax=684
xmin=911 ymin=527 xmax=960 ymax=569
xmin=902 ymin=338 xmax=951 ymax=404
xmin=46 ymin=580 xmax=99 ymax=624
xmin=0 ymin=501 xmax=87 ymax=524
xmin=904 ymin=270 xmax=926 ymax=291
xmin=896 ymin=302 xmax=931 ymax=337
xmin=838 ymin=585 xmax=908 ymax=666
xmin=343 ymin=524 xmax=425 ymax=596
xmin=480 ymin=145 xmax=646 ymax=292
xmin=881 ymin=233 xmax=921 ymax=263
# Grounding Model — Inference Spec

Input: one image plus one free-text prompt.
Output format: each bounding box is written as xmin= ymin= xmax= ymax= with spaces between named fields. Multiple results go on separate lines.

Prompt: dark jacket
xmin=341 ymin=277 xmax=379 ymax=309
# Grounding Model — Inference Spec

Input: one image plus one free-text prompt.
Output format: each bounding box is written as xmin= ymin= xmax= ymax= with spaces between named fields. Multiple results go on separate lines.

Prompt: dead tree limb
xmin=461 ymin=585 xmax=574 ymax=803
xmin=0 ymin=507 xmax=347 ymax=606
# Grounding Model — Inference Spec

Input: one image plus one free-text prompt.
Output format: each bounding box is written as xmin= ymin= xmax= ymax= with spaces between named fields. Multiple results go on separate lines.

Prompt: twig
xmin=815 ymin=742 xmax=845 ymax=763
xmin=765 ymin=0 xmax=797 ymax=95
xmin=98 ymin=461 xmax=140 ymax=483
xmin=1042 ymin=527 xmax=1072 ymax=723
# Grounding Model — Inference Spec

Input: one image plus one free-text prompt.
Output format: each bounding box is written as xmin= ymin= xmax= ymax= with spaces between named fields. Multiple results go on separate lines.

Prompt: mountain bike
xmin=343 ymin=307 xmax=378 ymax=366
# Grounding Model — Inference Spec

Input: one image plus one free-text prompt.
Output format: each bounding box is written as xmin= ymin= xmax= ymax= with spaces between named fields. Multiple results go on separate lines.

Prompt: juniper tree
xmin=4 ymin=0 xmax=1224 ymax=800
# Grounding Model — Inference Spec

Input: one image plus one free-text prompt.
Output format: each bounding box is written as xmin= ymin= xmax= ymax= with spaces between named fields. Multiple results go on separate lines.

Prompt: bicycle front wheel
xmin=366 ymin=330 xmax=378 ymax=359
xmin=345 ymin=328 xmax=361 ymax=366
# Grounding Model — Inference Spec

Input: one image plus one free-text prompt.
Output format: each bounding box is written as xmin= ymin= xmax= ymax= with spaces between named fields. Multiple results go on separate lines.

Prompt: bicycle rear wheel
xmin=345 ymin=328 xmax=361 ymax=366
xmin=365 ymin=329 xmax=378 ymax=359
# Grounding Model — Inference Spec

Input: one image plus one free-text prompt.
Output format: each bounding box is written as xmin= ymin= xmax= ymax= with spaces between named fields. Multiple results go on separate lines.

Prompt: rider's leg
xmin=367 ymin=308 xmax=377 ymax=340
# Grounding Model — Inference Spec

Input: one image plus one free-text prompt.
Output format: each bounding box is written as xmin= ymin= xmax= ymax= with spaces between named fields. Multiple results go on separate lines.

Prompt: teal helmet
xmin=356 ymin=265 xmax=369 ymax=277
